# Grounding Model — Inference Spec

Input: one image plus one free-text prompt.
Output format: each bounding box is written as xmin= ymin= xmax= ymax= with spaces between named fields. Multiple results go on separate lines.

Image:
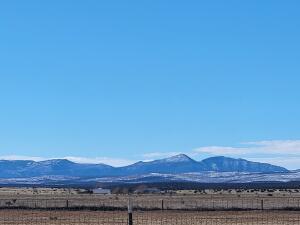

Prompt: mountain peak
xmin=163 ymin=154 xmax=194 ymax=162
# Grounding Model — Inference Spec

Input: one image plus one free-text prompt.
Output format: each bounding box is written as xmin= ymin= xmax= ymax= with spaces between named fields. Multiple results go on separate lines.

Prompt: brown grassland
xmin=0 ymin=188 xmax=299 ymax=225
xmin=0 ymin=210 xmax=299 ymax=225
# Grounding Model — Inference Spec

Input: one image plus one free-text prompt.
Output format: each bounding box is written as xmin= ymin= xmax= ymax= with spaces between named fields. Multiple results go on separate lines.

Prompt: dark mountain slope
xmin=202 ymin=156 xmax=288 ymax=173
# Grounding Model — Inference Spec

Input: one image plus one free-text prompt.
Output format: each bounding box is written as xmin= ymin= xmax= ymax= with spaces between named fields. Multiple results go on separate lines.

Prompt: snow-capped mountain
xmin=160 ymin=154 xmax=194 ymax=162
xmin=0 ymin=159 xmax=114 ymax=178
xmin=116 ymin=154 xmax=205 ymax=175
xmin=87 ymin=171 xmax=300 ymax=184
xmin=0 ymin=154 xmax=289 ymax=181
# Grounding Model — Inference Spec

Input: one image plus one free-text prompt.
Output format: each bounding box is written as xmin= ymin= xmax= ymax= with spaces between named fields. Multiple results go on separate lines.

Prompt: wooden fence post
xmin=128 ymin=197 xmax=133 ymax=225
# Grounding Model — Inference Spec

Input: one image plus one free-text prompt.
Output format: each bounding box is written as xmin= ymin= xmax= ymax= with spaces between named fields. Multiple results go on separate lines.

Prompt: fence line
xmin=0 ymin=197 xmax=300 ymax=210
xmin=0 ymin=197 xmax=300 ymax=224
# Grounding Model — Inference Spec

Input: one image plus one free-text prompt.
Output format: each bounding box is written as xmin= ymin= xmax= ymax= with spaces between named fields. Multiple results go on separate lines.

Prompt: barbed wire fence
xmin=0 ymin=197 xmax=299 ymax=224
xmin=1 ymin=196 xmax=300 ymax=210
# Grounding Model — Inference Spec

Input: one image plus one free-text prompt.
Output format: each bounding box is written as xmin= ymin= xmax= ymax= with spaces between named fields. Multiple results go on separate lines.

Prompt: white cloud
xmin=194 ymin=146 xmax=247 ymax=155
xmin=194 ymin=140 xmax=300 ymax=155
xmin=244 ymin=140 xmax=300 ymax=154
xmin=193 ymin=140 xmax=300 ymax=170
xmin=1 ymin=140 xmax=300 ymax=169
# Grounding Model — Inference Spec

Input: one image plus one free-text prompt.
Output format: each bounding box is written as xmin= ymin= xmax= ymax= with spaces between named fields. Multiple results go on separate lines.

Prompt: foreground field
xmin=0 ymin=209 xmax=299 ymax=225
xmin=0 ymin=188 xmax=299 ymax=224
xmin=0 ymin=193 xmax=299 ymax=210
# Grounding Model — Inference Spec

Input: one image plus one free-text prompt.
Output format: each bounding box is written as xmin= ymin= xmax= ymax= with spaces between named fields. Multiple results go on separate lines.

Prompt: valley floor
xmin=0 ymin=188 xmax=299 ymax=224
xmin=0 ymin=210 xmax=299 ymax=225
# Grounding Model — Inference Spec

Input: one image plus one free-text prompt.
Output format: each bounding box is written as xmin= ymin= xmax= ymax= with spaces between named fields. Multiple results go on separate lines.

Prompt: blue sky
xmin=0 ymin=1 xmax=300 ymax=169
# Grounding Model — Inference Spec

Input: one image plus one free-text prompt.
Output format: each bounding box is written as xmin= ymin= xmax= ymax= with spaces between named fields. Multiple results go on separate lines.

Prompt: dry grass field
xmin=0 ymin=188 xmax=299 ymax=224
xmin=0 ymin=209 xmax=299 ymax=225
xmin=0 ymin=189 xmax=299 ymax=210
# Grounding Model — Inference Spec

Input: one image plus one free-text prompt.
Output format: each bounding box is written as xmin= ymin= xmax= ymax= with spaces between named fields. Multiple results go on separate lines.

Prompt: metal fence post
xmin=128 ymin=197 xmax=133 ymax=225
xmin=261 ymin=199 xmax=264 ymax=210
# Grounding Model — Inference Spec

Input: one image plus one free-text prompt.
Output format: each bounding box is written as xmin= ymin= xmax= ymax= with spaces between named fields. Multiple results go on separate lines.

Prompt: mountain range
xmin=0 ymin=154 xmax=289 ymax=179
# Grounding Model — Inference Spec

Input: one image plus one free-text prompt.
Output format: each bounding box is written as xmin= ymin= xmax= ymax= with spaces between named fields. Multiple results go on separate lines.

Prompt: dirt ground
xmin=0 ymin=209 xmax=299 ymax=225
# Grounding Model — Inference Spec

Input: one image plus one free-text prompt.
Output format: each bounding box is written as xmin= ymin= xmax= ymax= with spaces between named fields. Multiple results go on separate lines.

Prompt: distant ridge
xmin=0 ymin=154 xmax=289 ymax=179
xmin=201 ymin=156 xmax=287 ymax=173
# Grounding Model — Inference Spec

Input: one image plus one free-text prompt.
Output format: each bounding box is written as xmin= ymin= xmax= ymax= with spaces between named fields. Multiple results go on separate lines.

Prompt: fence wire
xmin=0 ymin=197 xmax=300 ymax=210
xmin=0 ymin=198 xmax=299 ymax=225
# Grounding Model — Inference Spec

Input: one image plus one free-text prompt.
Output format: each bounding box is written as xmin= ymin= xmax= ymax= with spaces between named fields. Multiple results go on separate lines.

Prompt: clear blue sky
xmin=1 ymin=1 xmax=300 ymax=168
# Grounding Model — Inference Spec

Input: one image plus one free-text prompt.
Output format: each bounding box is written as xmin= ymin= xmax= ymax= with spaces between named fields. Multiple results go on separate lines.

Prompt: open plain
xmin=0 ymin=209 xmax=299 ymax=225
xmin=0 ymin=188 xmax=299 ymax=224
xmin=0 ymin=188 xmax=299 ymax=210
